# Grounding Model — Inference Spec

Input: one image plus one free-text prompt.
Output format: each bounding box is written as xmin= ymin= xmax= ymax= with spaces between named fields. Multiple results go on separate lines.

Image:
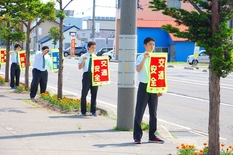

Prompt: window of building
xmin=154 ymin=47 xmax=169 ymax=53
xmin=167 ymin=0 xmax=181 ymax=8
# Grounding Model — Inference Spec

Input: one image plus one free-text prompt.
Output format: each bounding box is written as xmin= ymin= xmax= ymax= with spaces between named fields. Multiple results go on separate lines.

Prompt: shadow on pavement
xmin=0 ymin=129 xmax=116 ymax=140
xmin=0 ymin=108 xmax=26 ymax=113
xmin=93 ymin=142 xmax=135 ymax=148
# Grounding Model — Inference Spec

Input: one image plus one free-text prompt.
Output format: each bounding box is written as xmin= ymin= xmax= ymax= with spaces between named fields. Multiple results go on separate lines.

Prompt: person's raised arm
xmin=78 ymin=56 xmax=87 ymax=70
xmin=136 ymin=52 xmax=149 ymax=72
xmin=9 ymin=50 xmax=15 ymax=54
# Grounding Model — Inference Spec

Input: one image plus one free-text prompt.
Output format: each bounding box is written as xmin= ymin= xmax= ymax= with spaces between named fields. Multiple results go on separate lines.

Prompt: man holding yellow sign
xmin=78 ymin=41 xmax=99 ymax=117
xmin=133 ymin=37 xmax=166 ymax=144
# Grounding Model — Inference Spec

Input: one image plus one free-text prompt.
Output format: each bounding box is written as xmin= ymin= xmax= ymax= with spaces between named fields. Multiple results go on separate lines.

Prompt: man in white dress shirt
xmin=78 ymin=41 xmax=98 ymax=116
xmin=10 ymin=44 xmax=21 ymax=89
xmin=30 ymin=46 xmax=52 ymax=99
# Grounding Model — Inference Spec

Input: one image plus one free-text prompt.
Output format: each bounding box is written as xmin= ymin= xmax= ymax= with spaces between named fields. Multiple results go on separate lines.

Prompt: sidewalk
xmin=0 ymin=86 xmax=178 ymax=155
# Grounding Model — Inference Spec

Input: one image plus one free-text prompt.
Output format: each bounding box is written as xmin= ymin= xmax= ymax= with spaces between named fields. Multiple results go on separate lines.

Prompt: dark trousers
xmin=30 ymin=68 xmax=48 ymax=98
xmin=133 ymin=82 xmax=158 ymax=140
xmin=81 ymin=72 xmax=98 ymax=114
xmin=10 ymin=63 xmax=20 ymax=88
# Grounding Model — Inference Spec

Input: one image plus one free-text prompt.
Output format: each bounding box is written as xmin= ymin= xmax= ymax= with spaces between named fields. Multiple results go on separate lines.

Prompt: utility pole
xmin=114 ymin=0 xmax=120 ymax=60
xmin=117 ymin=0 xmax=137 ymax=130
xmin=92 ymin=0 xmax=96 ymax=39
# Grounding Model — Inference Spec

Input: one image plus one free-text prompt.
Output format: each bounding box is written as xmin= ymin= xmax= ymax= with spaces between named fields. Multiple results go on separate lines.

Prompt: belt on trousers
xmin=12 ymin=62 xmax=19 ymax=65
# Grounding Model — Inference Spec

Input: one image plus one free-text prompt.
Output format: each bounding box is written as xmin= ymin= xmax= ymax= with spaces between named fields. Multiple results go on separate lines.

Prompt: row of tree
xmin=0 ymin=0 xmax=56 ymax=88
xmin=0 ymin=0 xmax=71 ymax=99
xmin=149 ymin=0 xmax=233 ymax=154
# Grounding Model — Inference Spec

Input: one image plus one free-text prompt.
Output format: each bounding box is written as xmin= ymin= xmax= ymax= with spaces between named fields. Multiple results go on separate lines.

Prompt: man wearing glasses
xmin=30 ymin=46 xmax=52 ymax=99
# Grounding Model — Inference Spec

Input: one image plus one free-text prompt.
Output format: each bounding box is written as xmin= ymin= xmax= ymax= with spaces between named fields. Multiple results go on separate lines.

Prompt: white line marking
xmin=0 ymin=71 xmax=229 ymax=141
xmin=166 ymin=92 xmax=233 ymax=107
xmin=1 ymin=71 xmax=233 ymax=107
xmin=168 ymin=78 xmax=233 ymax=90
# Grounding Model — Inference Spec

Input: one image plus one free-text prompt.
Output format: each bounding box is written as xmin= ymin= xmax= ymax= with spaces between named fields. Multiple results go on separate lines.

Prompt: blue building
xmin=137 ymin=20 xmax=195 ymax=62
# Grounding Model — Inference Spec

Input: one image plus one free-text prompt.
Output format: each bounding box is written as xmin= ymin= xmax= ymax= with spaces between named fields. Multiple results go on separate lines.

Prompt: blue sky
xmin=42 ymin=0 xmax=116 ymax=17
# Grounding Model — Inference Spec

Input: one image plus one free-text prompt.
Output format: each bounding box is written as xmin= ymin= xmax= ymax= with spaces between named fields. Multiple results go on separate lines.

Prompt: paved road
xmin=1 ymin=57 xmax=233 ymax=147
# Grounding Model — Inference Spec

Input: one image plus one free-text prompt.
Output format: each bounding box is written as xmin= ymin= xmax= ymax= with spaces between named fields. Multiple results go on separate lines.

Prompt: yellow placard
xmin=0 ymin=49 xmax=6 ymax=65
xmin=92 ymin=56 xmax=110 ymax=86
xmin=18 ymin=50 xmax=26 ymax=71
xmin=146 ymin=53 xmax=168 ymax=94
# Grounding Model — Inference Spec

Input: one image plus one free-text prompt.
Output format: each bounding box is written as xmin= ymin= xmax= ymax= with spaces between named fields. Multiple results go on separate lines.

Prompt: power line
xmin=74 ymin=5 xmax=115 ymax=15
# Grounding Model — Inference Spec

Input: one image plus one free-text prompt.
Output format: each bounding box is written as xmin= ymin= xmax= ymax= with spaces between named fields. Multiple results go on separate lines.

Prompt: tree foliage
xmin=149 ymin=0 xmax=233 ymax=154
xmin=0 ymin=0 xmax=26 ymax=82
xmin=0 ymin=14 xmax=26 ymax=45
xmin=48 ymin=26 xmax=60 ymax=48
xmin=149 ymin=0 xmax=233 ymax=77
xmin=6 ymin=0 xmax=56 ymax=89
xmin=9 ymin=0 xmax=56 ymax=29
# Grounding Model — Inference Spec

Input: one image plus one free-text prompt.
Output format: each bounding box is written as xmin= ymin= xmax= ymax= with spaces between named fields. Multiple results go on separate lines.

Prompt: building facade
xmin=134 ymin=0 xmax=197 ymax=62
xmin=31 ymin=21 xmax=60 ymax=51
xmin=38 ymin=25 xmax=81 ymax=50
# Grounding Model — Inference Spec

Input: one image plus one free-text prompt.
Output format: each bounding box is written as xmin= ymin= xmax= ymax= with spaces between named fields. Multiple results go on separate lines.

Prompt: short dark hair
xmin=144 ymin=37 xmax=155 ymax=45
xmin=42 ymin=46 xmax=49 ymax=51
xmin=14 ymin=44 xmax=21 ymax=49
xmin=87 ymin=41 xmax=96 ymax=48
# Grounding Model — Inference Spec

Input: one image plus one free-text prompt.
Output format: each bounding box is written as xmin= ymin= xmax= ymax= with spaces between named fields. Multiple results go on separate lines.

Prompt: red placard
xmin=149 ymin=57 xmax=167 ymax=88
xmin=0 ymin=49 xmax=6 ymax=64
xmin=92 ymin=57 xmax=110 ymax=86
xmin=18 ymin=51 xmax=27 ymax=70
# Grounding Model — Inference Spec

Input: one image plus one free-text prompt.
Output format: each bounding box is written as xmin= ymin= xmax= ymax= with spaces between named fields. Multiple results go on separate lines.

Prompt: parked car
xmin=63 ymin=46 xmax=87 ymax=57
xmin=187 ymin=50 xmax=209 ymax=65
xmin=95 ymin=47 xmax=113 ymax=56
xmin=102 ymin=50 xmax=115 ymax=60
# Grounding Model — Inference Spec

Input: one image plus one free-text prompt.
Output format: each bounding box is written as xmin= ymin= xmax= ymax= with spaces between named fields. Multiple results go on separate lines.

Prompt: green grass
xmin=22 ymin=99 xmax=40 ymax=107
xmin=167 ymin=61 xmax=210 ymax=67
xmin=167 ymin=62 xmax=187 ymax=65
xmin=113 ymin=126 xmax=133 ymax=132
xmin=171 ymin=134 xmax=178 ymax=139
xmin=102 ymin=112 xmax=117 ymax=120
xmin=112 ymin=123 xmax=149 ymax=132
xmin=141 ymin=123 xmax=149 ymax=132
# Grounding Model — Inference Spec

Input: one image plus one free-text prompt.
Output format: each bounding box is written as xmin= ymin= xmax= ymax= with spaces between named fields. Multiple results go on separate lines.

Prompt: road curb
xmin=184 ymin=66 xmax=199 ymax=70
xmin=96 ymin=104 xmax=175 ymax=142
xmin=167 ymin=65 xmax=175 ymax=68
xmin=96 ymin=104 xmax=116 ymax=119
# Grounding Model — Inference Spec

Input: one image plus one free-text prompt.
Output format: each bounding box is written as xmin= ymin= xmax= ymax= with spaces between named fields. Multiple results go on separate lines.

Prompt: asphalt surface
xmin=0 ymin=59 xmax=232 ymax=155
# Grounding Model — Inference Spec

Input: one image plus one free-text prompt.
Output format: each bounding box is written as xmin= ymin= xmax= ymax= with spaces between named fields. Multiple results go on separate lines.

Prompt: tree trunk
xmin=5 ymin=39 xmax=10 ymax=82
xmin=208 ymin=69 xmax=220 ymax=155
xmin=25 ymin=23 xmax=31 ymax=89
xmin=57 ymin=1 xmax=64 ymax=99
xmin=208 ymin=0 xmax=220 ymax=154
xmin=4 ymin=22 xmax=11 ymax=83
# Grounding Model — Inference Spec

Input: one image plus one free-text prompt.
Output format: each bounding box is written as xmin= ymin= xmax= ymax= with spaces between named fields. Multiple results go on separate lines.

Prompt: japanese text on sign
xmin=0 ymin=49 xmax=6 ymax=64
xmin=92 ymin=57 xmax=110 ymax=86
xmin=147 ymin=53 xmax=168 ymax=93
